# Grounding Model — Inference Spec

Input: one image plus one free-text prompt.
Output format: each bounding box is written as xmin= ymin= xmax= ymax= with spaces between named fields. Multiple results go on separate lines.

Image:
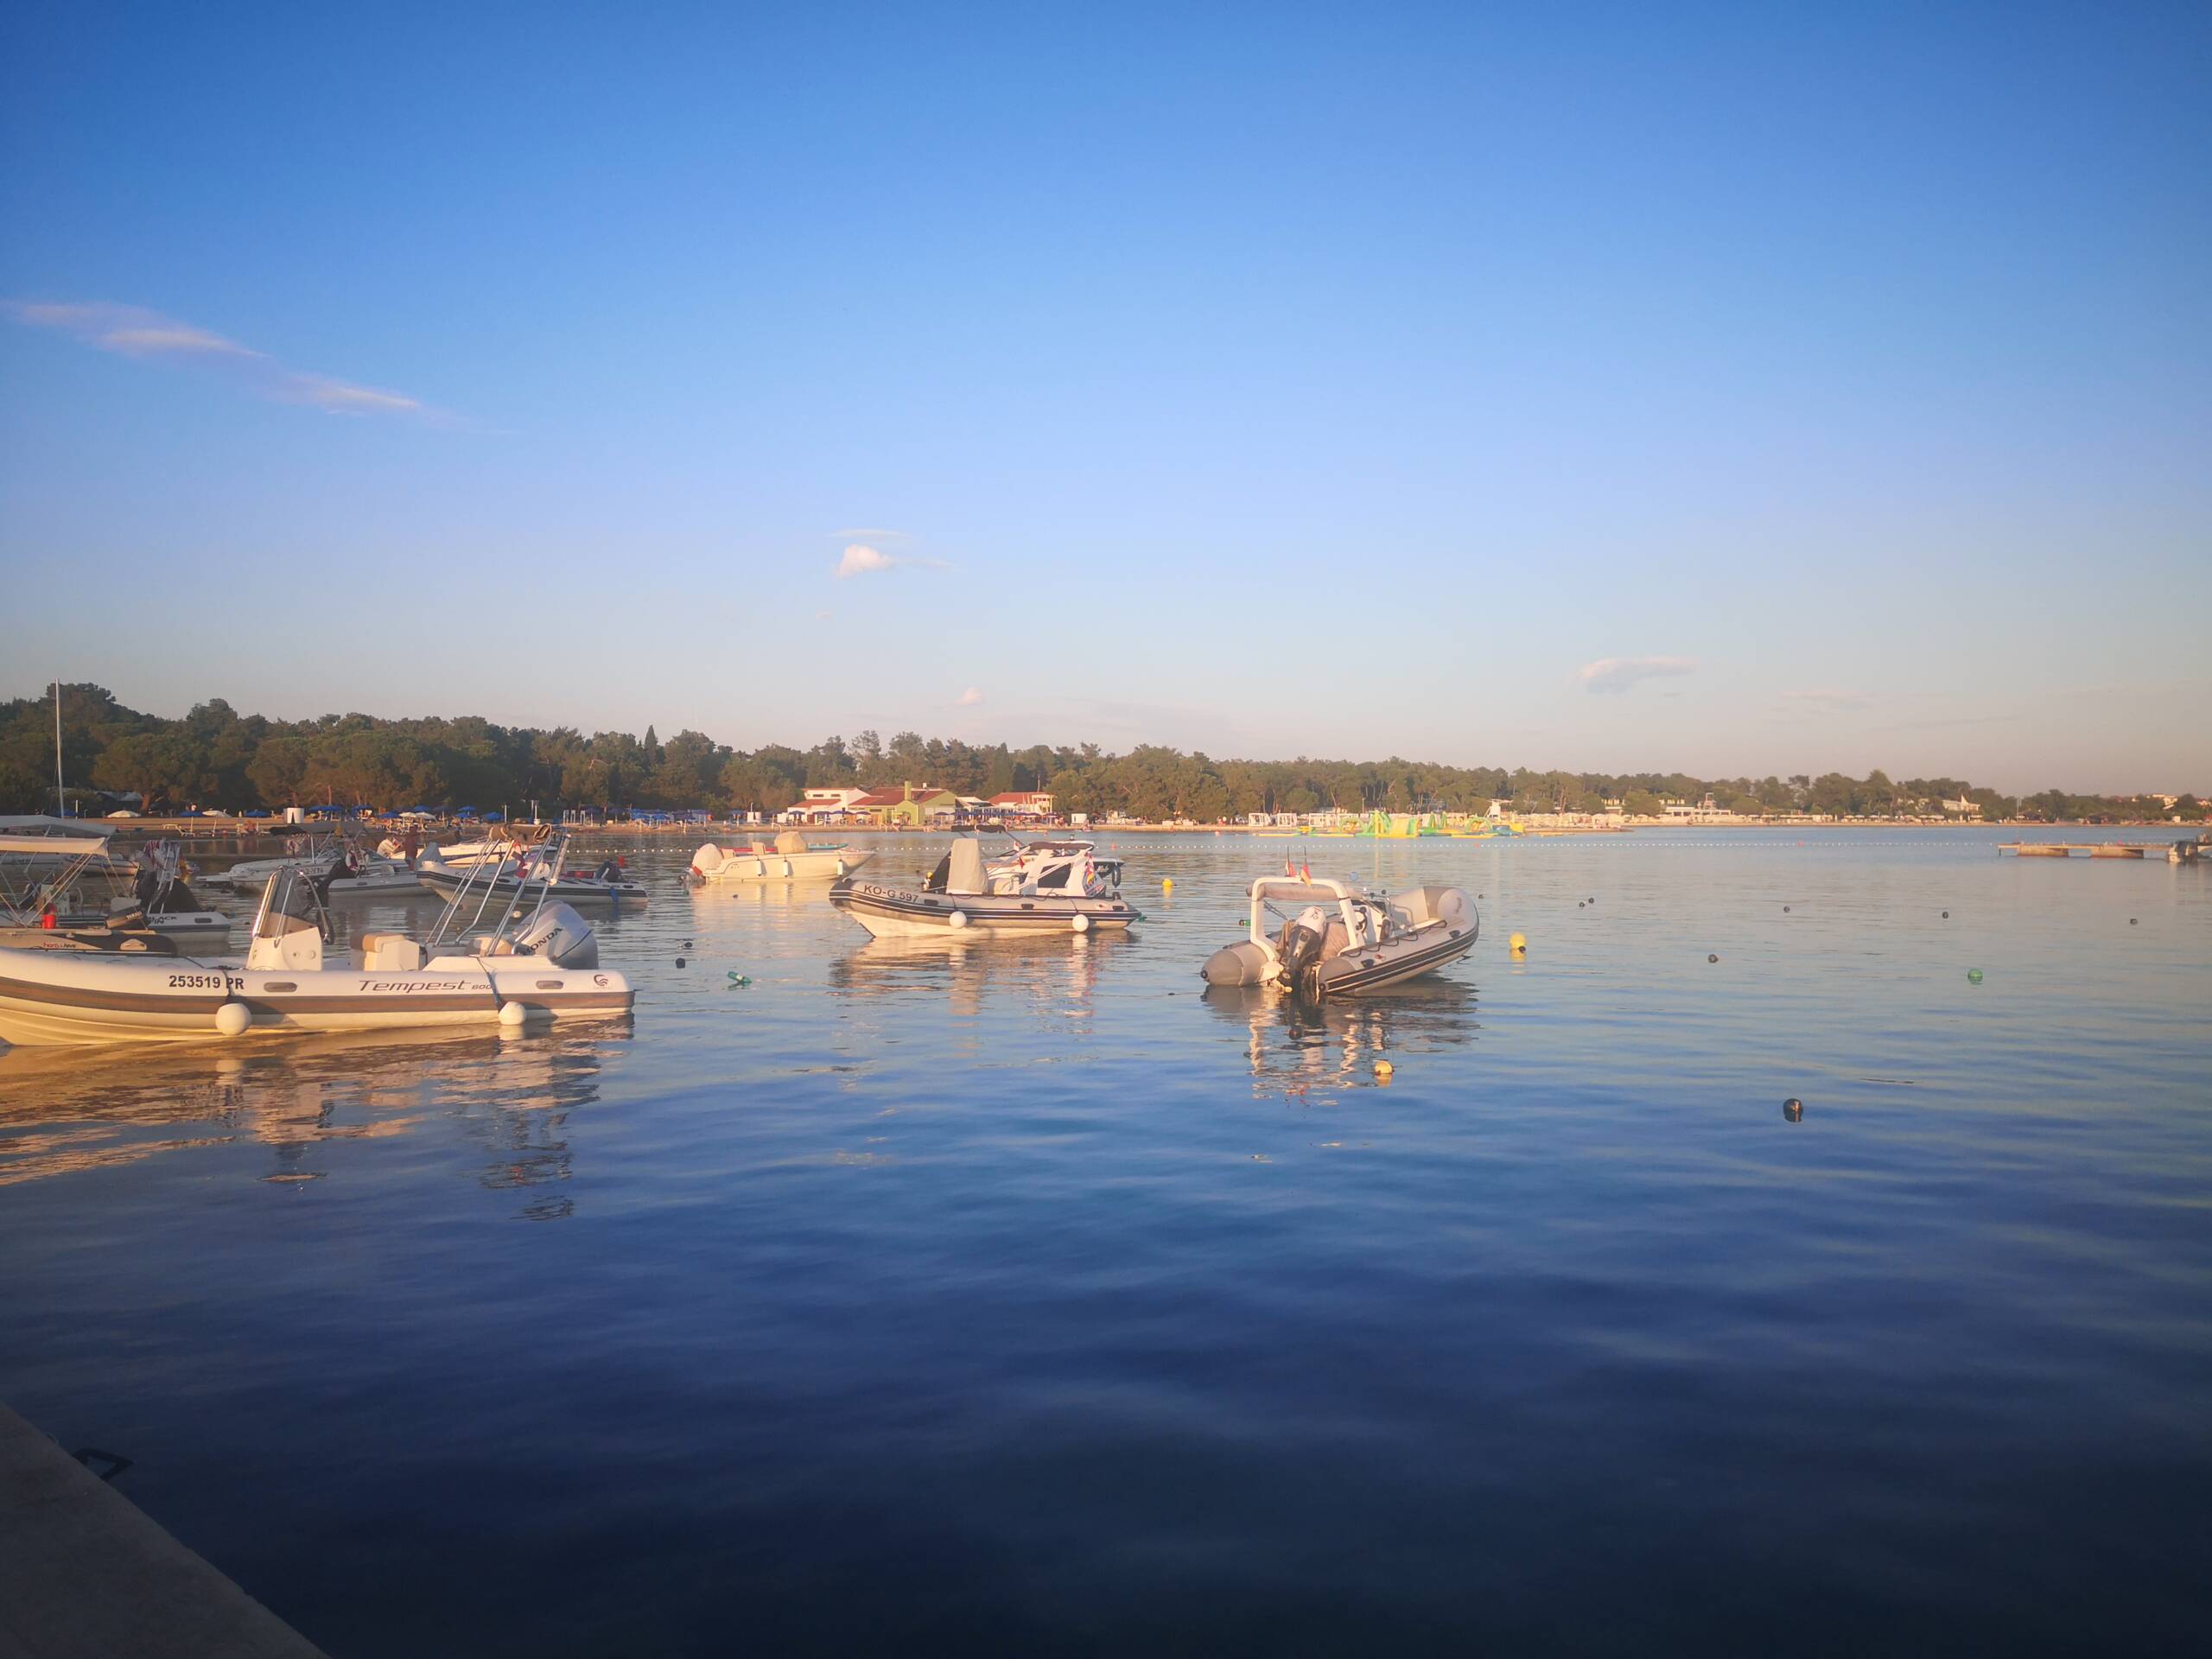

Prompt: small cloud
xmin=1578 ymin=655 xmax=1697 ymax=695
xmin=278 ymin=374 xmax=421 ymax=415
xmin=815 ymin=609 xmax=833 ymax=621
xmin=5 ymin=297 xmax=438 ymax=420
xmin=837 ymin=543 xmax=896 ymax=578
xmin=1780 ymin=689 xmax=1872 ymax=711
xmin=6 ymin=301 xmax=261 ymax=359
xmin=957 ymin=687 xmax=984 ymax=707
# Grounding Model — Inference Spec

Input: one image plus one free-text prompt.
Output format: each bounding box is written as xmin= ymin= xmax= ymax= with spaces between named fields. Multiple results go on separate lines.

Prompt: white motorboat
xmin=208 ymin=834 xmax=417 ymax=897
xmin=0 ymin=862 xmax=633 ymax=1047
xmin=1202 ymin=874 xmax=1477 ymax=997
xmin=416 ymin=849 xmax=647 ymax=905
xmin=830 ymin=836 xmax=1140 ymax=938
xmin=689 ymin=830 xmax=874 ymax=885
xmin=0 ymin=828 xmax=230 ymax=944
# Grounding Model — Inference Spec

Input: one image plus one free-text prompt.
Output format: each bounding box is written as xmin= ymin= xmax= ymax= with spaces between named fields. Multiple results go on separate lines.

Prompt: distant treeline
xmin=2 ymin=684 xmax=2199 ymax=825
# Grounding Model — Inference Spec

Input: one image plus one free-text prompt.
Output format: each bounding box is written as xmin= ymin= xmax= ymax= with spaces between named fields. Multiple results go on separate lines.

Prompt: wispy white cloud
xmin=1578 ymin=655 xmax=1697 ymax=695
xmin=830 ymin=527 xmax=912 ymax=543
xmin=836 ymin=543 xmax=897 ymax=578
xmin=956 ymin=686 xmax=984 ymax=707
xmin=6 ymin=298 xmax=435 ymax=419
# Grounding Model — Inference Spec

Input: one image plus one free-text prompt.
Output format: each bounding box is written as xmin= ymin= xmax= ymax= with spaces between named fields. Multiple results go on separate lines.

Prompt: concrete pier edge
xmin=0 ymin=1402 xmax=326 ymax=1659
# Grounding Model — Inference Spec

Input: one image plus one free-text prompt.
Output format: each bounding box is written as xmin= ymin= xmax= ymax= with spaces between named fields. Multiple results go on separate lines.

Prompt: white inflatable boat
xmin=0 ymin=866 xmax=633 ymax=1047
xmin=1 ymin=828 xmax=229 ymax=944
xmin=690 ymin=832 xmax=873 ymax=885
xmin=1202 ymin=874 xmax=1477 ymax=997
xmin=830 ymin=836 xmax=1140 ymax=939
xmin=416 ymin=850 xmax=646 ymax=904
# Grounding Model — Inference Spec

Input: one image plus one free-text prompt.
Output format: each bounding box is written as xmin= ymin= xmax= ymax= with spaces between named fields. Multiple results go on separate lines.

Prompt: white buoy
xmin=213 ymin=1000 xmax=251 ymax=1038
xmin=948 ymin=910 xmax=969 ymax=930
xmin=499 ymin=1000 xmax=528 ymax=1028
xmin=780 ymin=860 xmax=793 ymax=878
xmin=1071 ymin=912 xmax=1091 ymax=933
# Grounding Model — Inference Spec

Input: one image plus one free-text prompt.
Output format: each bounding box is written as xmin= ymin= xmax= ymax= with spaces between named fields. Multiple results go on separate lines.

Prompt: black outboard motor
xmin=1277 ymin=905 xmax=1332 ymax=991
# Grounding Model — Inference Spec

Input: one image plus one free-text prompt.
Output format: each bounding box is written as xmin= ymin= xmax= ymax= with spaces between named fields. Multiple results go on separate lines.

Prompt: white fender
xmin=213 ymin=1000 xmax=251 ymax=1037
xmin=948 ymin=910 xmax=969 ymax=929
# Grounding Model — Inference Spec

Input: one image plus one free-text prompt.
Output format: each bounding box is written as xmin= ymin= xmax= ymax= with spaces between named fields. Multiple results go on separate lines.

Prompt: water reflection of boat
xmin=828 ymin=931 xmax=1126 ymax=1015
xmin=0 ymin=1024 xmax=625 ymax=1197
xmin=1202 ymin=978 xmax=1480 ymax=1098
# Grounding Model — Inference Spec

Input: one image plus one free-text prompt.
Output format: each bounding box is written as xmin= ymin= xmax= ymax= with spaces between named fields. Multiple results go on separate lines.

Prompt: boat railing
xmin=425 ymin=825 xmax=568 ymax=955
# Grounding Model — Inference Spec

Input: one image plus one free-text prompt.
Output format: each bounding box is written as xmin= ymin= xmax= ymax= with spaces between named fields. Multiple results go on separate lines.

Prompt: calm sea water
xmin=3 ymin=829 xmax=2207 ymax=1655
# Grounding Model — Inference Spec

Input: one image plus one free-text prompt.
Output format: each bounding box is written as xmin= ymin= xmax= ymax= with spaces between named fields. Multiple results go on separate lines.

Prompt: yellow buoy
xmin=1373 ymin=1059 xmax=1394 ymax=1080
xmin=1509 ymin=931 xmax=1527 ymax=954
xmin=1162 ymin=878 xmax=1173 ymax=893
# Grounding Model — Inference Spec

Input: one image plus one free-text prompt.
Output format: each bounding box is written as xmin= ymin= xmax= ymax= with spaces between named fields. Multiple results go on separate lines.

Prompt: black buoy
xmin=1942 ymin=911 xmax=1949 ymax=918
xmin=1783 ymin=1097 xmax=1804 ymax=1122
xmin=1708 ymin=953 xmax=1719 ymax=963
xmin=1783 ymin=905 xmax=1790 ymax=912
xmin=2130 ymin=918 xmax=2138 ymax=925
xmin=676 ymin=957 xmax=686 ymax=968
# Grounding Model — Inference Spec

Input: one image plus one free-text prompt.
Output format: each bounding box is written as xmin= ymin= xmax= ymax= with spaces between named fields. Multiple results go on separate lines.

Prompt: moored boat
xmin=1202 ymin=874 xmax=1477 ymax=997
xmin=0 ymin=863 xmax=633 ymax=1047
xmin=690 ymin=831 xmax=873 ymax=885
xmin=416 ymin=848 xmax=646 ymax=904
xmin=829 ymin=836 xmax=1140 ymax=938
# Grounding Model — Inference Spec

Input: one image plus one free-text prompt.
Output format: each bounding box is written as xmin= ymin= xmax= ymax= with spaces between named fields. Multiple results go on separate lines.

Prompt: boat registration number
xmin=168 ymin=972 xmax=241 ymax=990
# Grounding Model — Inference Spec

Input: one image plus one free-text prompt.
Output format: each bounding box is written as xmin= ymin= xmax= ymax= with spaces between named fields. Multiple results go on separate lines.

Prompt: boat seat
xmin=360 ymin=933 xmax=425 ymax=971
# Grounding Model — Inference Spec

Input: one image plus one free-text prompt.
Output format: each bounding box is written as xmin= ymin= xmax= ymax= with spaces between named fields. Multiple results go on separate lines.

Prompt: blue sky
xmin=3 ymin=1 xmax=2206 ymax=791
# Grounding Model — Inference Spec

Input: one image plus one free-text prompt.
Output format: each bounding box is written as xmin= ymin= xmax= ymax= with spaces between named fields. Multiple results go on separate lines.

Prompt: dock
xmin=0 ymin=1402 xmax=326 ymax=1659
xmin=1999 ymin=842 xmax=2202 ymax=861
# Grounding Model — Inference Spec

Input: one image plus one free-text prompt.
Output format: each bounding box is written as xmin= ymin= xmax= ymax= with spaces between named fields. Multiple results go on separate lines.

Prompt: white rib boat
xmin=830 ymin=836 xmax=1140 ymax=939
xmin=0 ymin=860 xmax=633 ymax=1047
xmin=416 ymin=852 xmax=646 ymax=904
xmin=689 ymin=831 xmax=874 ymax=885
xmin=0 ymin=827 xmax=229 ymax=944
xmin=1202 ymin=874 xmax=1477 ymax=997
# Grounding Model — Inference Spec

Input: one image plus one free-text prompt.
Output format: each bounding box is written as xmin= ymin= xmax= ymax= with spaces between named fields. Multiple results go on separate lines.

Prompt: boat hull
xmin=829 ymin=878 xmax=1138 ymax=939
xmin=1305 ymin=923 xmax=1478 ymax=996
xmin=0 ymin=951 xmax=634 ymax=1047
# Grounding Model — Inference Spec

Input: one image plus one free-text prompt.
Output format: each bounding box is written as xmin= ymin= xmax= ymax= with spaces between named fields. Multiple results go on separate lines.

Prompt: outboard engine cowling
xmin=512 ymin=901 xmax=599 ymax=969
xmin=1277 ymin=905 xmax=1332 ymax=988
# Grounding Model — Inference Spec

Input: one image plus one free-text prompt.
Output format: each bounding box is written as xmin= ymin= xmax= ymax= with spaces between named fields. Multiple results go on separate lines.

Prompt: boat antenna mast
xmin=53 ymin=677 xmax=65 ymax=817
